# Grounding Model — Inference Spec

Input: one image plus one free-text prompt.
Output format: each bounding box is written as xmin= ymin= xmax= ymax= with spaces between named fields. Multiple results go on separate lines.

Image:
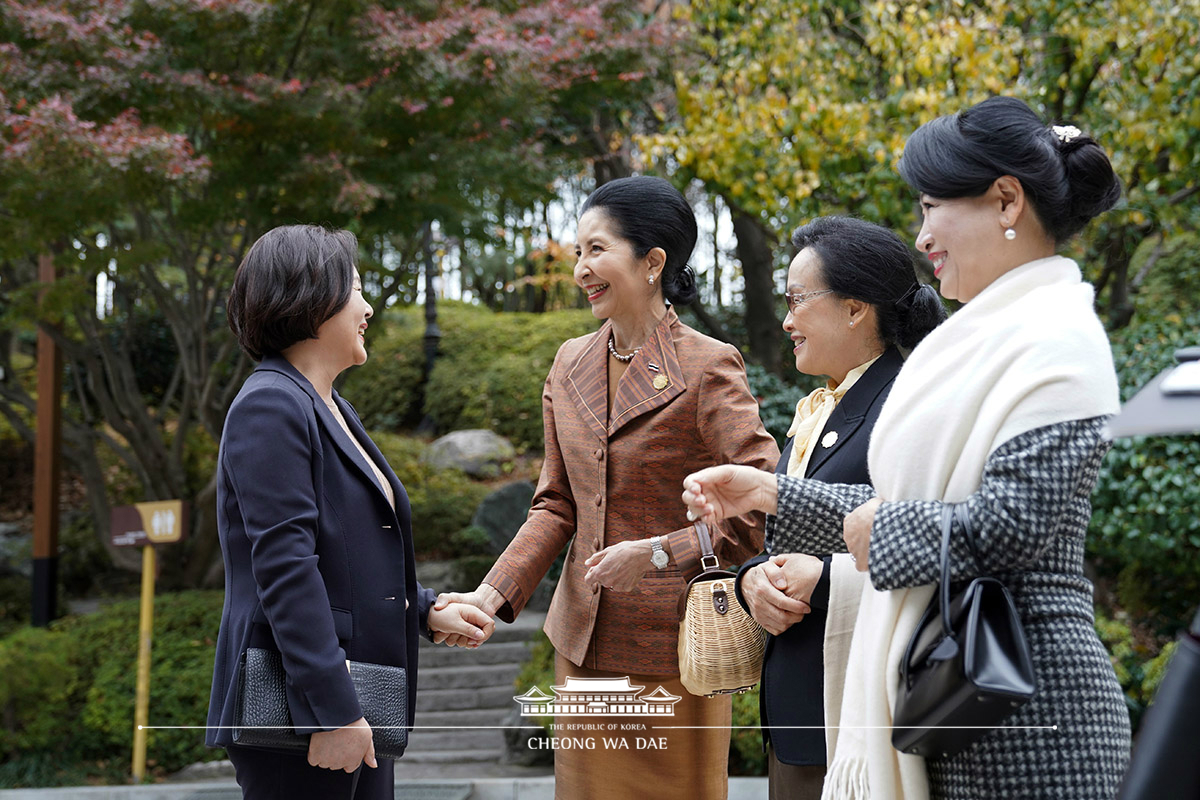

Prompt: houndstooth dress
xmin=768 ymin=415 xmax=1131 ymax=800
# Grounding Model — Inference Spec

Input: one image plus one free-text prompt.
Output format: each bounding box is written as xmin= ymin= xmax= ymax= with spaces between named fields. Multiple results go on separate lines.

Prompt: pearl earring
xmin=849 ymin=321 xmax=855 ymax=328
xmin=648 ymin=275 xmax=655 ymax=285
xmin=1004 ymin=228 xmax=1017 ymax=240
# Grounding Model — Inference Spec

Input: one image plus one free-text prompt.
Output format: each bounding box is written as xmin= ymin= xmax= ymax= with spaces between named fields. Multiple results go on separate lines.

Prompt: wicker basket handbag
xmin=677 ymin=521 xmax=769 ymax=696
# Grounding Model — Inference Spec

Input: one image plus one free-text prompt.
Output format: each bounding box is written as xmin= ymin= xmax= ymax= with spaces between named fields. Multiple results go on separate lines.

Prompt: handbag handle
xmin=693 ymin=520 xmax=721 ymax=574
xmin=937 ymin=503 xmax=982 ymax=636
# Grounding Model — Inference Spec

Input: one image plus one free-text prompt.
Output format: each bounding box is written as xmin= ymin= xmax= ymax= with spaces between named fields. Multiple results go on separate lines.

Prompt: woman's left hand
xmin=843 ymin=497 xmax=882 ymax=572
xmin=584 ymin=540 xmax=652 ymax=592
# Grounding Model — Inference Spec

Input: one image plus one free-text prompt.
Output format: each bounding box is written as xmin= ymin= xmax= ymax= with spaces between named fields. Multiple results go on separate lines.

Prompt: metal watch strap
xmin=650 ymin=535 xmax=669 ymax=568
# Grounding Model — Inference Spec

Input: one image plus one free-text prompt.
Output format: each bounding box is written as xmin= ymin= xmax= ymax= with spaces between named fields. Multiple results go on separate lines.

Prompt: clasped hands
xmin=741 ymin=553 xmax=821 ymax=635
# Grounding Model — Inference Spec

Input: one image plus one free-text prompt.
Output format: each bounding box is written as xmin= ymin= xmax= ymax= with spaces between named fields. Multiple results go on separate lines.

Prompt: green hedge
xmin=0 ymin=591 xmax=224 ymax=787
xmin=344 ymin=302 xmax=598 ymax=450
xmin=1088 ymin=309 xmax=1200 ymax=634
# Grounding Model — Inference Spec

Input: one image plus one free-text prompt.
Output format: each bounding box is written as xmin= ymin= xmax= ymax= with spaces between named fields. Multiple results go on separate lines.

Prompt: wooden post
xmin=32 ymin=252 xmax=62 ymax=627
xmin=131 ymin=545 xmax=156 ymax=782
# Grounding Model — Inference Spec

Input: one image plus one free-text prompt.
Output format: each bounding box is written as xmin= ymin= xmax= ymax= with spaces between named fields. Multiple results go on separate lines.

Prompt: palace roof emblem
xmin=514 ymin=676 xmax=682 ymax=717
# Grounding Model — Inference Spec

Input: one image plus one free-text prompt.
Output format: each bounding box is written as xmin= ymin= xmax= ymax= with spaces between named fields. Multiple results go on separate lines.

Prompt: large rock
xmin=471 ymin=481 xmax=536 ymax=555
xmin=500 ymin=706 xmax=555 ymax=766
xmin=424 ymin=430 xmax=515 ymax=478
xmin=469 ymin=480 xmax=560 ymax=611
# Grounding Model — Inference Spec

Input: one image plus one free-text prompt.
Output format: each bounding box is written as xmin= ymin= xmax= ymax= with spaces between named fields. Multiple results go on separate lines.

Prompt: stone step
xmin=416 ymin=685 xmax=519 ymax=713
xmin=406 ymin=727 xmax=506 ymax=752
xmin=414 ymin=707 xmax=516 ymax=728
xmin=419 ymin=662 xmax=526 ymax=692
xmin=399 ymin=748 xmax=506 ymax=764
xmin=418 ymin=639 xmax=532 ymax=668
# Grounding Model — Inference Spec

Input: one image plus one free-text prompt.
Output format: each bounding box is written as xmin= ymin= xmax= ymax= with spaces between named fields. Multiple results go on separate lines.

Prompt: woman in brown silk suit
xmin=436 ymin=176 xmax=780 ymax=798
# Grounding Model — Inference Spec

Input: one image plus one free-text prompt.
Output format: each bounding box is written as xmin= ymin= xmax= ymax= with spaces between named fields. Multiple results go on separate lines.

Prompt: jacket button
xmin=594 ymin=494 xmax=603 ymax=506
xmin=594 ymin=448 xmax=604 ymax=460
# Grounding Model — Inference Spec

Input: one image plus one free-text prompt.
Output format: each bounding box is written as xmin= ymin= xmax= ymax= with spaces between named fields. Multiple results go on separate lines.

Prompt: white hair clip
xmin=1051 ymin=124 xmax=1082 ymax=143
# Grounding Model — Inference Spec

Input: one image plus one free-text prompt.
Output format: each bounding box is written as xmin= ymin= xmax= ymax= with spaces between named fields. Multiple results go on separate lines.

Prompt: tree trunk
xmin=1096 ymin=224 xmax=1138 ymax=330
xmin=730 ymin=207 xmax=782 ymax=374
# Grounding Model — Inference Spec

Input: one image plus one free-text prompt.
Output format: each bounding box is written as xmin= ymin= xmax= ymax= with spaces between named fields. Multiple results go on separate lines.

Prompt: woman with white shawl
xmin=683 ymin=96 xmax=1131 ymax=799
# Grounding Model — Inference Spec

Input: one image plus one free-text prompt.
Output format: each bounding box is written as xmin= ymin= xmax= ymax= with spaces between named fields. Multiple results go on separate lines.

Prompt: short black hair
xmin=227 ymin=225 xmax=358 ymax=361
xmin=897 ymin=96 xmax=1121 ymax=244
xmin=791 ymin=216 xmax=946 ymax=350
xmin=580 ymin=176 xmax=699 ymax=305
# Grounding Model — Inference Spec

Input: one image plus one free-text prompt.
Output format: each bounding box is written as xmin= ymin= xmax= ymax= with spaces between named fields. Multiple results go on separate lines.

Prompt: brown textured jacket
xmin=484 ymin=309 xmax=779 ymax=675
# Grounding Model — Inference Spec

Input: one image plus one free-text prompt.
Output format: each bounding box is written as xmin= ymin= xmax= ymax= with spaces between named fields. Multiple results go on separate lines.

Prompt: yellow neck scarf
xmin=785 ymin=355 xmax=881 ymax=478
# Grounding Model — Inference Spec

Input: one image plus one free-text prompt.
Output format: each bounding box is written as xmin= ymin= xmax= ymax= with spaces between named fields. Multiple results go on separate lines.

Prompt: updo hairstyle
xmin=580 ymin=175 xmax=699 ymax=306
xmin=897 ymin=96 xmax=1120 ymax=244
xmin=791 ymin=216 xmax=946 ymax=350
xmin=227 ymin=225 xmax=358 ymax=361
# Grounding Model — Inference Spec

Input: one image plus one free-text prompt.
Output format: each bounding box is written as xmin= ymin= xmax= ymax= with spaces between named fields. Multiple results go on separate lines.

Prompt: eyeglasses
xmin=783 ymin=288 xmax=834 ymax=313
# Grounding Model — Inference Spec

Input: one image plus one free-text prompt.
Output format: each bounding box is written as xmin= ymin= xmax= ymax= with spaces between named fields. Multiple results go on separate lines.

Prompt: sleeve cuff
xmin=290 ymin=656 xmax=362 ymax=731
xmin=481 ymin=568 xmax=524 ymax=623
xmin=808 ymin=556 xmax=832 ymax=611
xmin=665 ymin=526 xmax=703 ymax=582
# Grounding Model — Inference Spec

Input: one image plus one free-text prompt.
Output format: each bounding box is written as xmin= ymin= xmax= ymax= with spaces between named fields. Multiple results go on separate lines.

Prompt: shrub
xmin=1094 ymin=607 xmax=1180 ymax=732
xmin=0 ymin=591 xmax=224 ymax=787
xmin=1089 ymin=310 xmax=1200 ymax=634
xmin=744 ymin=363 xmax=813 ymax=447
xmin=729 ymin=685 xmax=765 ymax=776
xmin=344 ymin=303 xmax=597 ymax=450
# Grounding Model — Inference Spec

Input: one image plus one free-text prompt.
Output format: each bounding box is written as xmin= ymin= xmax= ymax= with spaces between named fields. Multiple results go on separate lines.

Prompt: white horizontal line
xmin=142 ymin=724 xmax=1057 ymax=731
xmin=655 ymin=725 xmax=1059 ymax=730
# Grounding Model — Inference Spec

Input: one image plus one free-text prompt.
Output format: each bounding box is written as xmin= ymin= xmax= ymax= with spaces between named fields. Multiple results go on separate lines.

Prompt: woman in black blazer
xmin=732 ymin=217 xmax=945 ymax=799
xmin=206 ymin=225 xmax=493 ymax=800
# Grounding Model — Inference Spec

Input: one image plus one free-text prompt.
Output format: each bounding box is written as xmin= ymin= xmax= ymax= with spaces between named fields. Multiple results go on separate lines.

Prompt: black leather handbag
xmin=232 ymin=647 xmax=409 ymax=760
xmin=891 ymin=503 xmax=1036 ymax=758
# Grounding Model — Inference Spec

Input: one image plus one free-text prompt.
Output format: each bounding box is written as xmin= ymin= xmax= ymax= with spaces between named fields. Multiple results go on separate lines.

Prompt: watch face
xmin=651 ymin=550 xmax=669 ymax=569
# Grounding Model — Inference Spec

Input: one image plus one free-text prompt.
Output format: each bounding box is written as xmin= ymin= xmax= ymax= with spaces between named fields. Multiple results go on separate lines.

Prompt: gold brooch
xmin=653 ymin=374 xmax=669 ymax=391
xmin=821 ymin=430 xmax=839 ymax=448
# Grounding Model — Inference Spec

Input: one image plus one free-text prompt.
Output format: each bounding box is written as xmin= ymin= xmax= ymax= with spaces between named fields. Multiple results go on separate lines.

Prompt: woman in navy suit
xmin=732 ymin=217 xmax=945 ymax=799
xmin=206 ymin=225 xmax=493 ymax=800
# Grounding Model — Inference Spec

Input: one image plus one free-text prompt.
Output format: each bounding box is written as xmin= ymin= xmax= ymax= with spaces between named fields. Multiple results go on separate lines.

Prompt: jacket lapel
xmin=607 ymin=308 xmax=686 ymax=437
xmin=804 ymin=347 xmax=904 ymax=477
xmin=254 ymin=357 xmax=395 ymax=509
xmin=337 ymin=394 xmax=406 ymax=515
xmin=564 ymin=322 xmax=611 ymax=441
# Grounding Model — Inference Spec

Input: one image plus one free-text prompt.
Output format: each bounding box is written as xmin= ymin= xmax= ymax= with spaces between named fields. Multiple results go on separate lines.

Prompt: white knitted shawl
xmin=821 ymin=256 xmax=1120 ymax=799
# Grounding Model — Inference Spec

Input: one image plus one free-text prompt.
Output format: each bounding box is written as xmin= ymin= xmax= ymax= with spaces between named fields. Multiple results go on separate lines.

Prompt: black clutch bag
xmin=232 ymin=647 xmax=408 ymax=760
xmin=891 ymin=503 xmax=1036 ymax=759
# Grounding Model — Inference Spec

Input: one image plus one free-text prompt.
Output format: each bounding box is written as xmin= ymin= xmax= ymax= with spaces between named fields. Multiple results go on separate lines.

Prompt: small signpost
xmin=110 ymin=500 xmax=187 ymax=783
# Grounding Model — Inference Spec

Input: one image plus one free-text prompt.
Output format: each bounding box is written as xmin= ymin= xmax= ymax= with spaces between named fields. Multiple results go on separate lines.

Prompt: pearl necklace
xmin=608 ymin=334 xmax=641 ymax=363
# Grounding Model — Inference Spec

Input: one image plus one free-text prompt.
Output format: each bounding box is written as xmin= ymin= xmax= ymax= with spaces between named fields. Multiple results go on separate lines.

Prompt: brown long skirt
xmin=550 ymin=651 xmax=731 ymax=800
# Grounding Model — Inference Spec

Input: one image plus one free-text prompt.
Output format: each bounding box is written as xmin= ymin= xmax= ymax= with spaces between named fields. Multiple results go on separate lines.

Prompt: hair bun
xmin=664 ymin=264 xmax=698 ymax=306
xmin=898 ymin=283 xmax=947 ymax=349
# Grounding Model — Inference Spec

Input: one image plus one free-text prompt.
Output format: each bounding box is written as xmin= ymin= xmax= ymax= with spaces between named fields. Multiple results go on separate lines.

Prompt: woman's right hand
xmin=742 ymin=556 xmax=813 ymax=635
xmin=308 ymin=716 xmax=376 ymax=772
xmin=682 ymin=465 xmax=778 ymax=524
xmin=432 ymin=583 xmax=506 ymax=646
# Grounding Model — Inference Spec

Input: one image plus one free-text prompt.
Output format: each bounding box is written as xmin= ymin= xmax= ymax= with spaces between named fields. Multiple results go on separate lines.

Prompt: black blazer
xmin=734 ymin=347 xmax=903 ymax=765
xmin=206 ymin=356 xmax=435 ymax=749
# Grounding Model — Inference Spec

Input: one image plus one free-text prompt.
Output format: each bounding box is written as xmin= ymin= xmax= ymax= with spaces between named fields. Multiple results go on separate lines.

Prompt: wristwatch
xmin=649 ymin=536 xmax=669 ymax=569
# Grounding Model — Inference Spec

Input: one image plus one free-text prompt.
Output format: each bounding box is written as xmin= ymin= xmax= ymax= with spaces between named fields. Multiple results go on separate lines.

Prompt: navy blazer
xmin=206 ymin=356 xmax=435 ymax=749
xmin=734 ymin=347 xmax=903 ymax=765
